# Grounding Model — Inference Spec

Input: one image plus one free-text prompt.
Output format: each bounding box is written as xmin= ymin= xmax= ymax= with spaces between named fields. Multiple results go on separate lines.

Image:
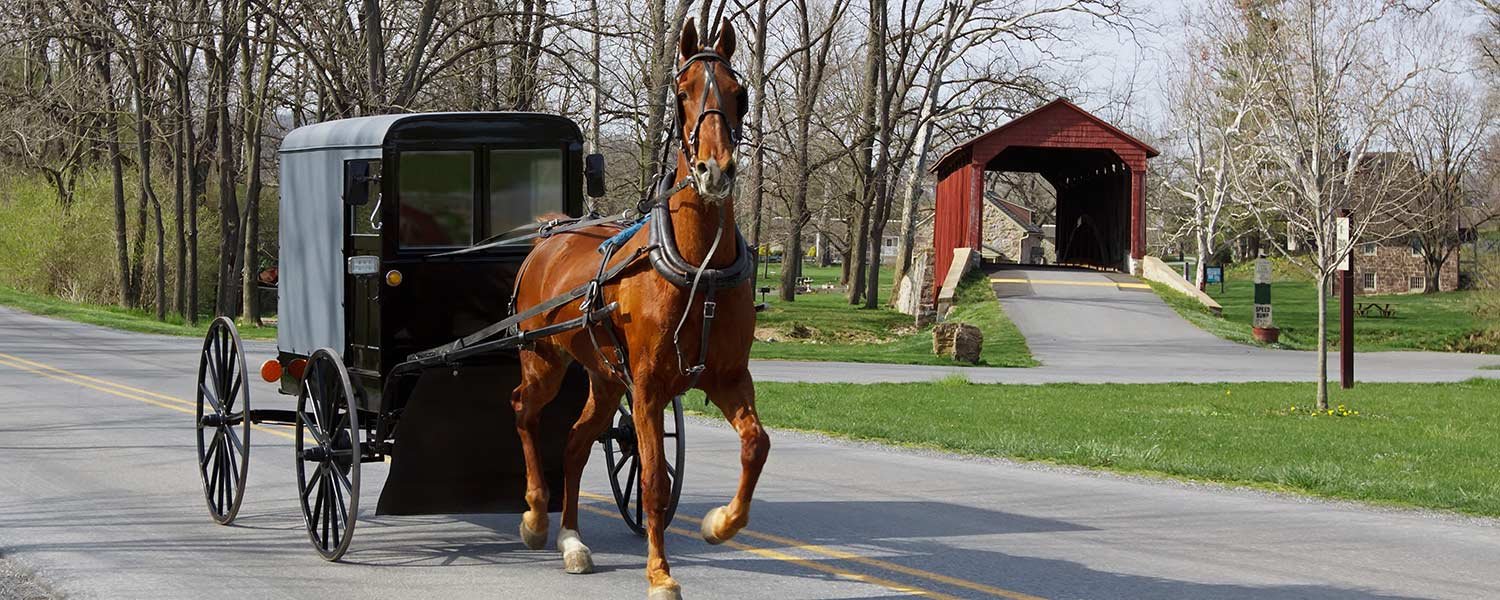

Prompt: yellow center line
xmin=0 ymin=350 xmax=1043 ymax=600
xmin=575 ymin=503 xmax=959 ymax=600
xmin=0 ymin=351 xmax=297 ymax=441
xmin=990 ymin=278 xmax=1150 ymax=290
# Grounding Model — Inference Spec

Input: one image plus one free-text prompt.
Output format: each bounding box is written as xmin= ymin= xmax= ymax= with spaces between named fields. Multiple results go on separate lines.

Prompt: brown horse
xmin=508 ymin=18 xmax=767 ymax=600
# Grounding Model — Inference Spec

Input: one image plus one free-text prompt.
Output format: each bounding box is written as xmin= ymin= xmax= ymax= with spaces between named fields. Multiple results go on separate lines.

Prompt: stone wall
xmin=894 ymin=248 xmax=938 ymax=326
xmin=1351 ymin=244 xmax=1458 ymax=294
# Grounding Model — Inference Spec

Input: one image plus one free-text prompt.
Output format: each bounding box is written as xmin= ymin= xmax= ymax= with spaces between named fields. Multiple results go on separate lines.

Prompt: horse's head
xmin=676 ymin=17 xmax=747 ymax=202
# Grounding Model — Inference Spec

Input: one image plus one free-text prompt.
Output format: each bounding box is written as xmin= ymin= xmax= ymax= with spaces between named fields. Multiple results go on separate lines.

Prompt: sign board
xmin=1254 ymin=259 xmax=1271 ymax=284
xmin=1204 ymin=266 xmax=1223 ymax=284
xmin=1336 ymin=217 xmax=1351 ymax=271
xmin=1254 ymin=304 xmax=1274 ymax=328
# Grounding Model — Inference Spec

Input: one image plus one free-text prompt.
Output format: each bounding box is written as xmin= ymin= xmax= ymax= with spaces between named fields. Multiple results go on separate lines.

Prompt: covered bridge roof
xmin=931 ymin=98 xmax=1159 ymax=175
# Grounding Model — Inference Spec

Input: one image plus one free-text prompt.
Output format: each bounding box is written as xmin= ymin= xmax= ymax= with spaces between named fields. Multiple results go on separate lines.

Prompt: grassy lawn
xmin=0 ymin=286 xmax=275 ymax=340
xmin=1152 ymin=265 xmax=1497 ymax=353
xmin=750 ymin=264 xmax=1035 ymax=367
xmin=690 ymin=377 xmax=1500 ymax=516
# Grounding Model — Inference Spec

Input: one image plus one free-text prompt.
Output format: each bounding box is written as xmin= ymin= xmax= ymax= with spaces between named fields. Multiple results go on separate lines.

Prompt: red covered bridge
xmin=930 ymin=98 xmax=1158 ymax=296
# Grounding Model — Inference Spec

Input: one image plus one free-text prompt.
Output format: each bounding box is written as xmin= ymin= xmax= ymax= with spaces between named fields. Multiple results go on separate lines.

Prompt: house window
xmin=1410 ymin=240 xmax=1422 ymax=257
xmin=1409 ymin=276 xmax=1425 ymax=292
xmin=1361 ymin=242 xmax=1377 ymax=256
xmin=1362 ymin=272 xmax=1377 ymax=291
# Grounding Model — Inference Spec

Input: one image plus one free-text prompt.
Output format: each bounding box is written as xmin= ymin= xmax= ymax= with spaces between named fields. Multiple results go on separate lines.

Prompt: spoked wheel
xmin=602 ymin=393 xmax=685 ymax=536
xmin=196 ymin=316 xmax=250 ymax=525
xmin=294 ymin=348 xmax=361 ymax=561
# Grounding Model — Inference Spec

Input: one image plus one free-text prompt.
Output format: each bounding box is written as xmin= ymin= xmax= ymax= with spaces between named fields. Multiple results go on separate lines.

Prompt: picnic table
xmin=1356 ymin=302 xmax=1398 ymax=318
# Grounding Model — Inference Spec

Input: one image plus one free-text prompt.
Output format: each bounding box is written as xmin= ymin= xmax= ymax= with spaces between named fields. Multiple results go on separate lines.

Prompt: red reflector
xmin=260 ymin=359 xmax=283 ymax=383
xmin=288 ymin=359 xmax=308 ymax=380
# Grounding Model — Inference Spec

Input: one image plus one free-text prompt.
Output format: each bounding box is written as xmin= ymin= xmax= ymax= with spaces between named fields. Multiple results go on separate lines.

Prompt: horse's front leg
xmin=631 ymin=383 xmax=682 ymax=600
xmin=700 ymin=370 xmax=769 ymax=545
xmin=556 ymin=371 xmax=624 ymax=574
xmin=512 ymin=348 xmax=567 ymax=551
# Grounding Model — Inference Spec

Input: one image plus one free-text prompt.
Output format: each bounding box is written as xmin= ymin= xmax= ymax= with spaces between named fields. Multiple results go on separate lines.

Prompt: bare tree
xmin=769 ymin=0 xmax=846 ymax=301
xmin=1391 ymin=74 xmax=1497 ymax=292
xmin=1159 ymin=3 xmax=1265 ymax=290
xmin=1231 ymin=0 xmax=1432 ymax=409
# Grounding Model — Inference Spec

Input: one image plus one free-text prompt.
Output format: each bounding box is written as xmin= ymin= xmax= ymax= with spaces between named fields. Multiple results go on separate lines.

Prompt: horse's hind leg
xmin=700 ymin=370 xmax=770 ymax=545
xmin=557 ymin=371 xmax=624 ymax=574
xmin=512 ymin=345 xmax=568 ymax=550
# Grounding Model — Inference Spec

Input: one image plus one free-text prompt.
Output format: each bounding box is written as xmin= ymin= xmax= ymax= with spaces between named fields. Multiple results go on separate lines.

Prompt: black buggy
xmin=193 ymin=113 xmax=685 ymax=560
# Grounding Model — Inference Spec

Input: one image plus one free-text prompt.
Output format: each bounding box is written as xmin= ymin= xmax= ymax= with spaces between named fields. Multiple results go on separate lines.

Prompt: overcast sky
xmin=1059 ymin=0 xmax=1491 ymax=133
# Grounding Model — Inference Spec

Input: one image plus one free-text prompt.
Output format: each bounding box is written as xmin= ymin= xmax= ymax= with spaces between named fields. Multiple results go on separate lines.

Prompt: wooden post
xmin=1338 ymin=212 xmax=1354 ymax=389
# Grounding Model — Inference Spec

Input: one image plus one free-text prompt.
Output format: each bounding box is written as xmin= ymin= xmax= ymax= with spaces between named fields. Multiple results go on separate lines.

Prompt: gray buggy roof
xmin=279 ymin=113 xmax=418 ymax=153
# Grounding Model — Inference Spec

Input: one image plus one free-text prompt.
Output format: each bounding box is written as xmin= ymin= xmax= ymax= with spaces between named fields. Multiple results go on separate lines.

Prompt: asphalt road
xmin=3 ymin=307 xmax=1500 ymax=600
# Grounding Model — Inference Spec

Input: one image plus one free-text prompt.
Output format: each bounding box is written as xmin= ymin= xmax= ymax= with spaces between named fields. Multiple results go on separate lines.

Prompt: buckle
xmin=703 ymin=301 xmax=717 ymax=319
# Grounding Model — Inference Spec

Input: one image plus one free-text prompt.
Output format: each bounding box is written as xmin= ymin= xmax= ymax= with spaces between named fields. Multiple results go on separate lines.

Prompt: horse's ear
xmin=680 ymin=18 xmax=699 ymax=62
xmin=715 ymin=17 xmax=736 ymax=59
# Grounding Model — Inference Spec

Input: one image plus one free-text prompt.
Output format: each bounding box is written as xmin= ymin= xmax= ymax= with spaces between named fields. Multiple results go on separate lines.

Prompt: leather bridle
xmin=675 ymin=51 xmax=745 ymax=160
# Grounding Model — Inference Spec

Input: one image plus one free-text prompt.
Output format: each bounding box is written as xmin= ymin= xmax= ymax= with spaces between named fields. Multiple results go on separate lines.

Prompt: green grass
xmin=689 ymin=378 xmax=1500 ymax=516
xmin=1152 ymin=267 xmax=1497 ymax=353
xmin=0 ymin=285 xmax=275 ymax=340
xmin=750 ymin=265 xmax=1036 ymax=367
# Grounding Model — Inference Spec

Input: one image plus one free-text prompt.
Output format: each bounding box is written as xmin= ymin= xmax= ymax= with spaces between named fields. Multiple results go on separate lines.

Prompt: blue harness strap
xmin=598 ymin=214 xmax=651 ymax=253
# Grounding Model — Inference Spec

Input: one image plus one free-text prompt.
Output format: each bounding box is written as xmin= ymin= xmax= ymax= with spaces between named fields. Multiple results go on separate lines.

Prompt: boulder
xmin=932 ymin=322 xmax=983 ymax=364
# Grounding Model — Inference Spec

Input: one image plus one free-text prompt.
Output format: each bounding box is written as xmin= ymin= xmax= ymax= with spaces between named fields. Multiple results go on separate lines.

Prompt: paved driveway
xmin=978 ymin=265 xmax=1499 ymax=383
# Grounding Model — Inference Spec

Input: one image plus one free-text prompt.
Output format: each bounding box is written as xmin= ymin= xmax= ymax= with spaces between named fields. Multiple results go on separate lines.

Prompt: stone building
xmin=1350 ymin=240 xmax=1458 ymax=294
xmin=979 ymin=192 xmax=1047 ymax=264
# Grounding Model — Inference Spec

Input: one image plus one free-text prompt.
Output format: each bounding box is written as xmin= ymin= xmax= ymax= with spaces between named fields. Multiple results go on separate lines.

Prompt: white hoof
xmin=647 ymin=584 xmax=683 ymax=600
xmin=557 ymin=528 xmax=594 ymax=575
xmin=519 ymin=512 xmax=548 ymax=550
xmin=700 ymin=506 xmax=728 ymax=545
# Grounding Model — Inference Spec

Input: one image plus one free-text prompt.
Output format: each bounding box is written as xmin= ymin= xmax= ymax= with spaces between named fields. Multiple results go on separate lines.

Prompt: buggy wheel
xmin=602 ymin=392 xmax=684 ymax=536
xmin=294 ymin=348 xmax=360 ymax=561
xmin=196 ymin=316 xmax=250 ymax=525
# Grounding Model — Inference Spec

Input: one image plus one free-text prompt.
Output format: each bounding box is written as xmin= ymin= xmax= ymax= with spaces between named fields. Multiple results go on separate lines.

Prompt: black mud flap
xmin=376 ymin=362 xmax=589 ymax=515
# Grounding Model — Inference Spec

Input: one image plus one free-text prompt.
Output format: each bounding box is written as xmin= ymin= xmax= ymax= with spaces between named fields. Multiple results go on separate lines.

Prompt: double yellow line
xmin=0 ymin=350 xmax=1042 ymax=600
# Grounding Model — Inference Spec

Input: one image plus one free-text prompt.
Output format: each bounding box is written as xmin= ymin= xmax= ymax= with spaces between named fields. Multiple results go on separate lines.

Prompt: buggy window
xmin=398 ymin=151 xmax=474 ymax=248
xmin=488 ymin=149 xmax=564 ymax=236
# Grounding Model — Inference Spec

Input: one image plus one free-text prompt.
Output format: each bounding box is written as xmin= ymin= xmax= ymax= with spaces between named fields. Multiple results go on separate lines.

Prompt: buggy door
xmin=344 ymin=159 xmax=383 ymax=395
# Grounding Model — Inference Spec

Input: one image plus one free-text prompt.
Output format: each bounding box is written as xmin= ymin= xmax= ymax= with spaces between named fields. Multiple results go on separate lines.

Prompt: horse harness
xmin=422 ymin=50 xmax=753 ymax=392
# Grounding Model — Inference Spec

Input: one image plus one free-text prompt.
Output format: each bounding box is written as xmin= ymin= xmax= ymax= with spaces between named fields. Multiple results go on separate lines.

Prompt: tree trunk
xmin=1315 ymin=271 xmax=1329 ymax=410
xmin=213 ymin=12 xmax=242 ymax=318
xmin=173 ymin=101 xmax=187 ymax=318
xmin=363 ymin=0 xmax=385 ymax=111
xmin=241 ymin=16 xmax=278 ymax=327
xmin=1195 ymin=229 xmax=1210 ymax=291
xmin=747 ymin=0 xmax=768 ymax=291
xmin=99 ymin=52 xmax=132 ymax=308
xmin=131 ymin=58 xmax=163 ymax=319
xmin=847 ymin=0 xmax=881 ymax=304
xmin=861 ymin=0 xmax=891 ymax=309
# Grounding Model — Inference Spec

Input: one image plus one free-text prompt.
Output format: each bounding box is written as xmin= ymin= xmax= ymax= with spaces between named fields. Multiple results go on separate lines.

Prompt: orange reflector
xmin=288 ymin=358 xmax=308 ymax=380
xmin=385 ymin=270 xmax=403 ymax=286
xmin=260 ymin=359 xmax=283 ymax=383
